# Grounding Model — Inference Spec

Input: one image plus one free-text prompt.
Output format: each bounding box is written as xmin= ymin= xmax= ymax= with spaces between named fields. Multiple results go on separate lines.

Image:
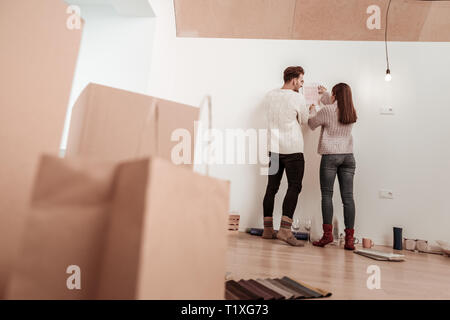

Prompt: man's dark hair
xmin=283 ymin=66 xmax=305 ymax=83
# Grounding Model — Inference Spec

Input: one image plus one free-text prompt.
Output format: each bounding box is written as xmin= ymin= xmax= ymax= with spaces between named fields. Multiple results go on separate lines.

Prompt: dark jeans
xmin=263 ymin=152 xmax=305 ymax=219
xmin=320 ymin=154 xmax=356 ymax=229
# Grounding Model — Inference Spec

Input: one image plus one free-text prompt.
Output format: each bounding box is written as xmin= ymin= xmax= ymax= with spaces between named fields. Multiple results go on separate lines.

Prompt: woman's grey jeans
xmin=320 ymin=154 xmax=356 ymax=229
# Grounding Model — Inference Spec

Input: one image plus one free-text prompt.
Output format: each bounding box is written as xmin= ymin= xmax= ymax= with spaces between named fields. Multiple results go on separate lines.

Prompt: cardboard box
xmin=0 ymin=0 xmax=83 ymax=295
xmin=66 ymin=83 xmax=200 ymax=167
xmin=7 ymin=155 xmax=230 ymax=299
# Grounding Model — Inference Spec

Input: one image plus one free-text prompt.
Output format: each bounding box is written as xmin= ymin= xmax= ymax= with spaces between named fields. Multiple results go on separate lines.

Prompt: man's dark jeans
xmin=263 ymin=152 xmax=305 ymax=219
xmin=320 ymin=154 xmax=356 ymax=229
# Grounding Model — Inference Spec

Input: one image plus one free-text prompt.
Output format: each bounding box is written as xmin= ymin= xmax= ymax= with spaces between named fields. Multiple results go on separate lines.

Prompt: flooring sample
xmin=225 ymin=289 xmax=241 ymax=300
xmin=277 ymin=278 xmax=312 ymax=299
xmin=238 ymin=280 xmax=275 ymax=300
xmin=226 ymin=280 xmax=260 ymax=300
xmin=267 ymin=278 xmax=300 ymax=299
xmin=247 ymin=279 xmax=285 ymax=300
xmin=272 ymin=279 xmax=304 ymax=299
xmin=228 ymin=278 xmax=332 ymax=300
xmin=255 ymin=279 xmax=294 ymax=300
xmin=225 ymin=284 xmax=249 ymax=300
xmin=228 ymin=214 xmax=240 ymax=231
xmin=354 ymin=249 xmax=406 ymax=261
xmin=0 ymin=0 xmax=83 ymax=296
xmin=280 ymin=277 xmax=322 ymax=298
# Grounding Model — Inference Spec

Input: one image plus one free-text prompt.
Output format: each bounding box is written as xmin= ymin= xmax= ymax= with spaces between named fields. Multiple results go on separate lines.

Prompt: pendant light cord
xmin=385 ymin=0 xmax=392 ymax=71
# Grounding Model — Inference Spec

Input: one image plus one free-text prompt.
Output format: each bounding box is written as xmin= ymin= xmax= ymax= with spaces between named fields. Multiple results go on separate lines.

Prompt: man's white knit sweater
xmin=264 ymin=88 xmax=309 ymax=154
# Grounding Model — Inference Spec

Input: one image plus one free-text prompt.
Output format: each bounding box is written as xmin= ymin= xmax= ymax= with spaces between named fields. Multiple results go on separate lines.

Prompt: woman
xmin=308 ymin=83 xmax=357 ymax=250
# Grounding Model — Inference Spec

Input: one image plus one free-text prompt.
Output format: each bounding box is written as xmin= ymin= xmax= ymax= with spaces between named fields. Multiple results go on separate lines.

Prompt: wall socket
xmin=379 ymin=189 xmax=394 ymax=199
xmin=380 ymin=106 xmax=394 ymax=115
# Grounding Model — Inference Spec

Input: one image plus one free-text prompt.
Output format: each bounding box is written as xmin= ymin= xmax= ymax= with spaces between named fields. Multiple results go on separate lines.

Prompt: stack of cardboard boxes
xmin=0 ymin=0 xmax=230 ymax=300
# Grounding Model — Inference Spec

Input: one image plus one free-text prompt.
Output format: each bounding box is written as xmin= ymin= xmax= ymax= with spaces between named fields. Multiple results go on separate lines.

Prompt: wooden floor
xmin=226 ymin=232 xmax=450 ymax=300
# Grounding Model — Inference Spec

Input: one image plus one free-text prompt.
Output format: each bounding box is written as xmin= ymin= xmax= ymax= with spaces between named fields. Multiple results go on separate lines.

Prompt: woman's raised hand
xmin=318 ymin=85 xmax=327 ymax=95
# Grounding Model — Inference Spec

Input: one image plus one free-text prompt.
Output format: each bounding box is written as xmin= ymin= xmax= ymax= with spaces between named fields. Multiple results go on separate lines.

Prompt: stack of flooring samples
xmin=228 ymin=214 xmax=240 ymax=232
xmin=354 ymin=249 xmax=405 ymax=261
xmin=225 ymin=277 xmax=331 ymax=300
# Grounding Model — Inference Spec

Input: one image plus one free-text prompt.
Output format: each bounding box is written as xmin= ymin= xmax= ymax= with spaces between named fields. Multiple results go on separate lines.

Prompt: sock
xmin=280 ymin=216 xmax=293 ymax=230
xmin=262 ymin=217 xmax=276 ymax=239
xmin=263 ymin=217 xmax=274 ymax=229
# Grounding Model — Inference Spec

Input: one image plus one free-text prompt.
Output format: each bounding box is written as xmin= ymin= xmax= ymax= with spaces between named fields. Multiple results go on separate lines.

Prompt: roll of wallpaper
xmin=293 ymin=232 xmax=308 ymax=240
xmin=249 ymin=228 xmax=264 ymax=236
xmin=393 ymin=227 xmax=403 ymax=250
xmin=248 ymin=228 xmax=308 ymax=240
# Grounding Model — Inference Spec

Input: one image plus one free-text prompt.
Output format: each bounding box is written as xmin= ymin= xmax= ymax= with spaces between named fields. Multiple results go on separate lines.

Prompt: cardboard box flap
xmin=66 ymin=83 xmax=199 ymax=167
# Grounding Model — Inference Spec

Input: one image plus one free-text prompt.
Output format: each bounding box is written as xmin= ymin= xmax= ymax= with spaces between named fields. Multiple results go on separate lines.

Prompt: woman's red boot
xmin=344 ymin=228 xmax=355 ymax=250
xmin=313 ymin=224 xmax=333 ymax=247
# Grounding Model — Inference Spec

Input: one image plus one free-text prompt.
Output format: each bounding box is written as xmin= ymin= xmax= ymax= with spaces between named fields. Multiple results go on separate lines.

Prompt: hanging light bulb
xmin=385 ymin=69 xmax=392 ymax=82
xmin=384 ymin=0 xmax=393 ymax=83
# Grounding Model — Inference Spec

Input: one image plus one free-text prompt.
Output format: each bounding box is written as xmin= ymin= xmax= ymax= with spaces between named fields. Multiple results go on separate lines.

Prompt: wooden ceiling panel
xmin=388 ymin=0 xmax=432 ymax=41
xmin=292 ymin=0 xmax=385 ymax=41
xmin=419 ymin=2 xmax=450 ymax=41
xmin=174 ymin=0 xmax=297 ymax=39
xmin=293 ymin=0 xmax=434 ymax=41
xmin=174 ymin=0 xmax=450 ymax=42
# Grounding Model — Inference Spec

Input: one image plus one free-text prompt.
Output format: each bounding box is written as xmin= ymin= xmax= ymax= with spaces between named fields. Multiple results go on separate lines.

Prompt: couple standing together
xmin=262 ymin=66 xmax=358 ymax=250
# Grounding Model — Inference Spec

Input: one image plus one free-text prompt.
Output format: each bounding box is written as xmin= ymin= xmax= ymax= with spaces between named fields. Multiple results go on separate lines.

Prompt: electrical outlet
xmin=380 ymin=106 xmax=394 ymax=115
xmin=379 ymin=189 xmax=394 ymax=199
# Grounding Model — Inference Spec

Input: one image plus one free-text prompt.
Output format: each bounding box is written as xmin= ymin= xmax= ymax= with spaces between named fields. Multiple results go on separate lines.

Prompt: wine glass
xmin=302 ymin=218 xmax=312 ymax=243
xmin=291 ymin=218 xmax=301 ymax=234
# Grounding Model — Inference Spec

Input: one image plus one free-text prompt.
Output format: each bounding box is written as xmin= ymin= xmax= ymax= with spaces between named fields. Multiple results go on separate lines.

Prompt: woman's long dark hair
xmin=332 ymin=83 xmax=357 ymax=125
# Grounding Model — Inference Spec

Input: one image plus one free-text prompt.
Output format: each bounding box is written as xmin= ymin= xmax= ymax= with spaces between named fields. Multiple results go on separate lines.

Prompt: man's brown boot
xmin=276 ymin=216 xmax=305 ymax=247
xmin=262 ymin=217 xmax=277 ymax=239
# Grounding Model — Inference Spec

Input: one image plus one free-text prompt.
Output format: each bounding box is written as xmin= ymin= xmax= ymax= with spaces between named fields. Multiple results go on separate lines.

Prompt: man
xmin=262 ymin=66 xmax=309 ymax=246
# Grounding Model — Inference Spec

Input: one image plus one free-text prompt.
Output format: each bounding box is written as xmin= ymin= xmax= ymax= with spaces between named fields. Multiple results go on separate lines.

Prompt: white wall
xmin=61 ymin=3 xmax=156 ymax=148
xmin=149 ymin=0 xmax=450 ymax=245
